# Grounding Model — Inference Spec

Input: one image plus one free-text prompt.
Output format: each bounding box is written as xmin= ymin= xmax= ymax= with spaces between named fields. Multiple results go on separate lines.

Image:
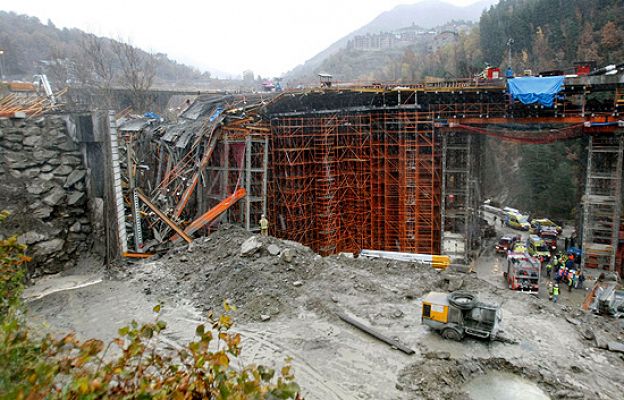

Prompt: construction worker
xmin=553 ymin=284 xmax=560 ymax=303
xmin=546 ymin=262 xmax=552 ymax=279
xmin=547 ymin=281 xmax=554 ymax=301
xmin=259 ymin=214 xmax=269 ymax=236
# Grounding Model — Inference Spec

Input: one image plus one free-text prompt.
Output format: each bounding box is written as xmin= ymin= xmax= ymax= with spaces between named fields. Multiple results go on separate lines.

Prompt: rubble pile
xmin=125 ymin=225 xmax=327 ymax=322
xmin=123 ymin=225 xmax=482 ymax=324
xmin=0 ymin=116 xmax=91 ymax=275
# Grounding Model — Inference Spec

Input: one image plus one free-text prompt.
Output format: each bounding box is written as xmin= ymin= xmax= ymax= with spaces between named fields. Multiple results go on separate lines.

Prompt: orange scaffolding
xmin=269 ymin=111 xmax=441 ymax=256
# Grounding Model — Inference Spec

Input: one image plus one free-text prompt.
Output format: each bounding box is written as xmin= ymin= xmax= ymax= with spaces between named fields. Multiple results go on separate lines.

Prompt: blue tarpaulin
xmin=507 ymin=76 xmax=564 ymax=107
xmin=567 ymin=247 xmax=582 ymax=257
xmin=209 ymin=107 xmax=223 ymax=122
xmin=144 ymin=112 xmax=161 ymax=120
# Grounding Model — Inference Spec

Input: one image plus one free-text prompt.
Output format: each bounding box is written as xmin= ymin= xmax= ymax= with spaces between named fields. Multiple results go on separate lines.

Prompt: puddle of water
xmin=464 ymin=371 xmax=550 ymax=400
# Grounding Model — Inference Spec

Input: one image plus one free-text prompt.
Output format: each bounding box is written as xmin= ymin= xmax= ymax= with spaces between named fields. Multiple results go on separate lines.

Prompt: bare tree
xmin=112 ymin=39 xmax=156 ymax=112
xmin=45 ymin=46 xmax=70 ymax=89
xmin=78 ymin=34 xmax=116 ymax=107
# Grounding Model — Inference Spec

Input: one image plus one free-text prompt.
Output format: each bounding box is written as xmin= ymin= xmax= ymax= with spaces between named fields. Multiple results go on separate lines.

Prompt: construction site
xmin=2 ymin=66 xmax=624 ymax=399
xmin=94 ymin=71 xmax=624 ymax=272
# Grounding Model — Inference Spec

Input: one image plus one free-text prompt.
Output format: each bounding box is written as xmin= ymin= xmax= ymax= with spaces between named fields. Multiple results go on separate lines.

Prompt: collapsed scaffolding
xmin=109 ymin=94 xmax=271 ymax=255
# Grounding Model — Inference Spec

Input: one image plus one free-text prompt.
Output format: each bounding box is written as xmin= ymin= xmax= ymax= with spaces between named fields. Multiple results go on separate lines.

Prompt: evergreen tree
xmin=532 ymin=27 xmax=555 ymax=70
xmin=577 ymin=22 xmax=600 ymax=62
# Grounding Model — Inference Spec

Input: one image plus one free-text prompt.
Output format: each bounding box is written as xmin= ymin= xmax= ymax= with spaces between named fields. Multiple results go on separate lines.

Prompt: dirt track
xmin=26 ymin=224 xmax=624 ymax=400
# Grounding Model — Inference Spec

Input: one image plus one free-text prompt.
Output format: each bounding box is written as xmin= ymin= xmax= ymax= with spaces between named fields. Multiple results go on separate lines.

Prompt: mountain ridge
xmin=286 ymin=0 xmax=498 ymax=82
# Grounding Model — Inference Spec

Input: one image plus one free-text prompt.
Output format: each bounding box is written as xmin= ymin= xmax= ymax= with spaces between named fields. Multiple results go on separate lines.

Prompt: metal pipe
xmin=336 ymin=311 xmax=415 ymax=355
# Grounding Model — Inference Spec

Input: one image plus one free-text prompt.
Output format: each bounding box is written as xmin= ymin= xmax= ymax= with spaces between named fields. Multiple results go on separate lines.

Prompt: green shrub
xmin=0 ymin=210 xmax=30 ymax=317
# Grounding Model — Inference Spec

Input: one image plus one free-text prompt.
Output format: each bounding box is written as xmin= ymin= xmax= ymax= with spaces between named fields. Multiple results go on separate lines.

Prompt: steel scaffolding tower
xmin=269 ymin=111 xmax=440 ymax=256
xmin=581 ymin=134 xmax=624 ymax=271
xmin=203 ymin=132 xmax=268 ymax=231
xmin=440 ymin=131 xmax=480 ymax=262
xmin=243 ymin=135 xmax=269 ymax=232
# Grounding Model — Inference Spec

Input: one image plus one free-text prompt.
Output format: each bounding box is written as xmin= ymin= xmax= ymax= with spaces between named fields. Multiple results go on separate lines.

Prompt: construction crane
xmin=32 ymin=74 xmax=55 ymax=104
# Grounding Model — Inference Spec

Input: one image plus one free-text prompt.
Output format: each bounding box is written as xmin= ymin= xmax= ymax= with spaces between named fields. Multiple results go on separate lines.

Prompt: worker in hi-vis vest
xmin=259 ymin=214 xmax=269 ymax=236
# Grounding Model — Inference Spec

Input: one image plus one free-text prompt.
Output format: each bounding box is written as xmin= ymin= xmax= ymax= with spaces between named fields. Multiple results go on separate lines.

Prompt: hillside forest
xmin=309 ymin=0 xmax=624 ymax=85
xmin=0 ymin=12 xmax=211 ymax=88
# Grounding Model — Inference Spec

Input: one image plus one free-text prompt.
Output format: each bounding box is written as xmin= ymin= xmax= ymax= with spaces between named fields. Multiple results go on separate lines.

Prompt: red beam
xmin=171 ymin=188 xmax=247 ymax=243
xmin=448 ymin=115 xmax=620 ymax=125
xmin=173 ymin=133 xmax=221 ymax=218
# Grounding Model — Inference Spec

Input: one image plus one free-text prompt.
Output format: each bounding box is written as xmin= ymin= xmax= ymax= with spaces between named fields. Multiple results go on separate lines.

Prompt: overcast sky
xmin=1 ymin=0 xmax=484 ymax=78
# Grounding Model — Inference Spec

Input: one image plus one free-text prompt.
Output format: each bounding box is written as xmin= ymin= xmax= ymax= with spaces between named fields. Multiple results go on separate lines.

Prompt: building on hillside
xmin=346 ymin=22 xmax=472 ymax=52
xmin=348 ymin=32 xmax=397 ymax=51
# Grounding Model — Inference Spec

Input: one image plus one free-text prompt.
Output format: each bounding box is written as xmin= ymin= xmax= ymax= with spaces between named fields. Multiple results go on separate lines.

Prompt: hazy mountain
xmin=361 ymin=0 xmax=496 ymax=32
xmin=0 ymin=11 xmax=214 ymax=88
xmin=286 ymin=0 xmax=498 ymax=82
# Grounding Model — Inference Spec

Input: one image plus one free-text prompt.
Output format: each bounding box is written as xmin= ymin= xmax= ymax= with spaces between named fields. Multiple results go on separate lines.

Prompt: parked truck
xmin=495 ymin=235 xmax=516 ymax=255
xmin=421 ymin=291 xmax=503 ymax=341
xmin=539 ymin=229 xmax=558 ymax=252
xmin=505 ymin=253 xmax=540 ymax=291
xmin=530 ymin=218 xmax=562 ymax=235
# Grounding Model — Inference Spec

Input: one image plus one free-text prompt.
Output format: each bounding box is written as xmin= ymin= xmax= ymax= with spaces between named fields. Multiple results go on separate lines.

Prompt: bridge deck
xmin=265 ymin=73 xmax=624 ymax=133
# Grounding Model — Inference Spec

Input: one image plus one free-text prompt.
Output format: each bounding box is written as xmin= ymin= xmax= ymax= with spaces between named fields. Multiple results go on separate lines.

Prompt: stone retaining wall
xmin=0 ymin=115 xmax=92 ymax=275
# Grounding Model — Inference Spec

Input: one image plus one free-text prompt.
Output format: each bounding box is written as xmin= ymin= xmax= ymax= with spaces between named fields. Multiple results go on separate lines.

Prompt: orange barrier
xmin=123 ymin=252 xmax=154 ymax=259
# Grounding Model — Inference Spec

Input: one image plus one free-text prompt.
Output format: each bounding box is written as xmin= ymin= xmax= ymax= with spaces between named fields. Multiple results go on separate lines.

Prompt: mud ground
xmin=26 ymin=223 xmax=624 ymax=400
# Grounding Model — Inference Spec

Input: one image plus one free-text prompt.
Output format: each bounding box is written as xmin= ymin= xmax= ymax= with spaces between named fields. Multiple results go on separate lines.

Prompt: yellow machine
xmin=421 ymin=291 xmax=502 ymax=341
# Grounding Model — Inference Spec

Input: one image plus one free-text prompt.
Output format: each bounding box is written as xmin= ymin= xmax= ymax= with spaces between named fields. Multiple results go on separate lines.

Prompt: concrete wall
xmin=0 ymin=115 xmax=93 ymax=275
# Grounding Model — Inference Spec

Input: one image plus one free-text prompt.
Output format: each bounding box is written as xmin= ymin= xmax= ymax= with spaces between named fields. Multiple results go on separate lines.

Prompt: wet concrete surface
xmin=464 ymin=371 xmax=551 ymax=400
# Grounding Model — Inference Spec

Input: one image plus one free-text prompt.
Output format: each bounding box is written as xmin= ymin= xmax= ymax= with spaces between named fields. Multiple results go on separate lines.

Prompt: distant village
xmin=346 ymin=22 xmax=473 ymax=51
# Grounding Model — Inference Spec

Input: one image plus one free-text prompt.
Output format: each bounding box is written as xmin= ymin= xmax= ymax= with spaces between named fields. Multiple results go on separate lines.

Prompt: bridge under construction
xmin=105 ymin=72 xmax=624 ymax=275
